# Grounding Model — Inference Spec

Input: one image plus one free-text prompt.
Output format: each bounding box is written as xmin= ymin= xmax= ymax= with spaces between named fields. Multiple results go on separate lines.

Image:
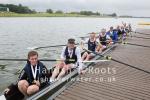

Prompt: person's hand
xmin=33 ymin=80 xmax=40 ymax=87
xmin=78 ymin=68 xmax=87 ymax=75
xmin=80 ymin=69 xmax=87 ymax=75
xmin=59 ymin=60 xmax=65 ymax=66
xmin=4 ymin=88 xmax=10 ymax=94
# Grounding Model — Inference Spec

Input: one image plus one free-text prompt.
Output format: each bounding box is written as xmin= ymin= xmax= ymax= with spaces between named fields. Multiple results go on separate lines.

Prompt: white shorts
xmin=89 ymin=53 xmax=96 ymax=56
xmin=102 ymin=45 xmax=107 ymax=49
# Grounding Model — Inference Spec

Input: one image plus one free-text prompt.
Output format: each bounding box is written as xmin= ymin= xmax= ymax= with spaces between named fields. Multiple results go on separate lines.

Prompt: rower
xmin=81 ymin=32 xmax=101 ymax=61
xmin=50 ymin=38 xmax=83 ymax=82
xmin=120 ymin=26 xmax=127 ymax=41
xmin=97 ymin=28 xmax=112 ymax=51
xmin=106 ymin=26 xmax=118 ymax=43
xmin=128 ymin=23 xmax=132 ymax=32
xmin=115 ymin=25 xmax=122 ymax=38
xmin=4 ymin=51 xmax=49 ymax=98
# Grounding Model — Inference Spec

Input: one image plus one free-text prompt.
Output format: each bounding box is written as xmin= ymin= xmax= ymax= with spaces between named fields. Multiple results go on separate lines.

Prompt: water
xmin=0 ymin=17 xmax=150 ymax=93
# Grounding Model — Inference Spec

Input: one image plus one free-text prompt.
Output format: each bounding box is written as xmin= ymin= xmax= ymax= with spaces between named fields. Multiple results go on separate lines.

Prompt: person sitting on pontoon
xmin=81 ymin=32 xmax=102 ymax=61
xmin=97 ymin=28 xmax=112 ymax=51
xmin=106 ymin=26 xmax=118 ymax=43
xmin=4 ymin=51 xmax=49 ymax=98
xmin=50 ymin=38 xmax=83 ymax=82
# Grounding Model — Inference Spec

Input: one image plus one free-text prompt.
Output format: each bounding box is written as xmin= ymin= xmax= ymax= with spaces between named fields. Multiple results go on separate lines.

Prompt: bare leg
xmin=51 ymin=66 xmax=61 ymax=81
xmin=50 ymin=62 xmax=64 ymax=81
xmin=27 ymin=85 xmax=39 ymax=96
xmin=82 ymin=52 xmax=88 ymax=61
xmin=96 ymin=45 xmax=102 ymax=53
xmin=57 ymin=64 xmax=71 ymax=80
xmin=102 ymin=45 xmax=107 ymax=51
xmin=56 ymin=68 xmax=66 ymax=80
xmin=85 ymin=54 xmax=92 ymax=61
xmin=18 ymin=80 xmax=29 ymax=96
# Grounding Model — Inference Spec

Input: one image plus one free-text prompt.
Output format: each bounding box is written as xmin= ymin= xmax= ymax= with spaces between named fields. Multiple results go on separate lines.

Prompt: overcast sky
xmin=1 ymin=0 xmax=150 ymax=17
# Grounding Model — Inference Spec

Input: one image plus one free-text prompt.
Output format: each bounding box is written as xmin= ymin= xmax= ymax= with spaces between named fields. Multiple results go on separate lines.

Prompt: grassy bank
xmin=0 ymin=12 xmax=138 ymax=18
xmin=0 ymin=12 xmax=115 ymax=17
xmin=0 ymin=12 xmax=89 ymax=17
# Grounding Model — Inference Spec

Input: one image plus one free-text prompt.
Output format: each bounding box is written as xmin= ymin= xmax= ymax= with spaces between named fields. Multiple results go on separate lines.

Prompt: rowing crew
xmin=3 ymin=25 xmax=131 ymax=99
xmin=81 ymin=24 xmax=132 ymax=61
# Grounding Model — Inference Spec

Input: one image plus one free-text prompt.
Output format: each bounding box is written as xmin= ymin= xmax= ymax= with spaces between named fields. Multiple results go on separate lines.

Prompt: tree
xmin=31 ymin=9 xmax=37 ymax=14
xmin=0 ymin=4 xmax=36 ymax=14
xmin=80 ymin=11 xmax=93 ymax=15
xmin=111 ymin=13 xmax=117 ymax=17
xmin=55 ymin=10 xmax=63 ymax=14
xmin=69 ymin=12 xmax=79 ymax=14
xmin=46 ymin=9 xmax=53 ymax=13
xmin=95 ymin=12 xmax=100 ymax=16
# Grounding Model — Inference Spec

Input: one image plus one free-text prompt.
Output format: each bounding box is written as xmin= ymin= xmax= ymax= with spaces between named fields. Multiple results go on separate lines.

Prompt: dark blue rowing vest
xmin=64 ymin=47 xmax=77 ymax=64
xmin=23 ymin=61 xmax=44 ymax=85
xmin=88 ymin=39 xmax=96 ymax=52
xmin=99 ymin=35 xmax=107 ymax=45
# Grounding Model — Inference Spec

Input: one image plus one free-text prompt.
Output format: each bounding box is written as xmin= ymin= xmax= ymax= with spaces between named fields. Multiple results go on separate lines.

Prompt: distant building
xmin=0 ymin=7 xmax=9 ymax=12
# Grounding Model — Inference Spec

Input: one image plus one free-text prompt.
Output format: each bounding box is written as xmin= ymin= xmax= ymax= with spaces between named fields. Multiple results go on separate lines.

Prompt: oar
xmin=123 ymin=42 xmax=150 ymax=48
xmin=133 ymin=36 xmax=150 ymax=40
xmin=0 ymin=58 xmax=62 ymax=62
xmin=28 ymin=45 xmax=66 ymax=50
xmin=83 ymin=48 xmax=150 ymax=74
xmin=79 ymin=36 xmax=88 ymax=39
xmin=132 ymin=31 xmax=150 ymax=35
xmin=81 ymin=60 xmax=110 ymax=63
xmin=79 ymin=32 xmax=99 ymax=38
xmin=28 ymin=43 xmax=79 ymax=50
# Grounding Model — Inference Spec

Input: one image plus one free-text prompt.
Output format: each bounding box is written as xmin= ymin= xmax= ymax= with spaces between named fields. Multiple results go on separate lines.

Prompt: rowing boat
xmin=0 ymin=44 xmax=117 ymax=100
xmin=26 ymin=44 xmax=117 ymax=100
xmin=0 ymin=43 xmax=118 ymax=100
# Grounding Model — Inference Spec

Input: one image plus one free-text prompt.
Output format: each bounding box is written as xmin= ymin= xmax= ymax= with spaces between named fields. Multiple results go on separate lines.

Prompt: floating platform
xmin=55 ymin=29 xmax=150 ymax=100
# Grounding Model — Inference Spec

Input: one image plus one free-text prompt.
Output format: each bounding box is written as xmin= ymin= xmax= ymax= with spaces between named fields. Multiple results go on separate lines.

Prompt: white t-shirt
xmin=60 ymin=46 xmax=83 ymax=72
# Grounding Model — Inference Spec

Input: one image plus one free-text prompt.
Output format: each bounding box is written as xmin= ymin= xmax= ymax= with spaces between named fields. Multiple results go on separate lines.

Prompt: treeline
xmin=71 ymin=11 xmax=100 ymax=16
xmin=46 ymin=9 xmax=63 ymax=14
xmin=46 ymin=9 xmax=100 ymax=15
xmin=0 ymin=3 xmax=117 ymax=17
xmin=46 ymin=9 xmax=117 ymax=17
xmin=0 ymin=4 xmax=36 ymax=14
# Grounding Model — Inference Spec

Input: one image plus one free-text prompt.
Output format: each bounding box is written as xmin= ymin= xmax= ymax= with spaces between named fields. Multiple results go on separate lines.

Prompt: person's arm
xmin=75 ymin=47 xmax=83 ymax=73
xmin=39 ymin=65 xmax=50 ymax=86
xmin=95 ymin=39 xmax=102 ymax=52
xmin=106 ymin=31 xmax=109 ymax=36
xmin=114 ymin=31 xmax=118 ymax=42
xmin=60 ymin=47 xmax=66 ymax=61
xmin=106 ymin=35 xmax=112 ymax=42
xmin=96 ymin=33 xmax=100 ymax=39
xmin=80 ymin=39 xmax=88 ymax=50
xmin=17 ymin=69 xmax=27 ymax=81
